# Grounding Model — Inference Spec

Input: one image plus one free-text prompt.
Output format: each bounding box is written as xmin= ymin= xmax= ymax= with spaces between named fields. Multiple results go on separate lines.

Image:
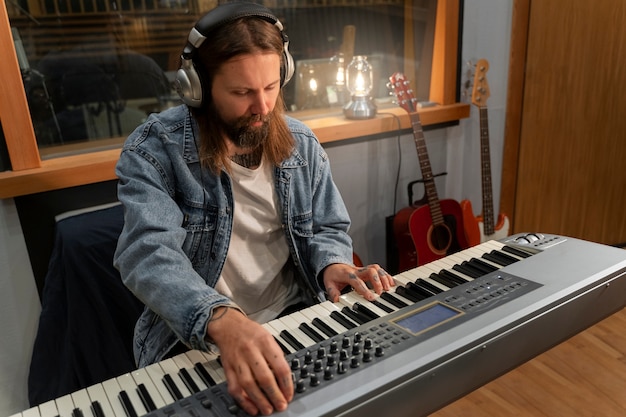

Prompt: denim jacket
xmin=113 ymin=105 xmax=353 ymax=367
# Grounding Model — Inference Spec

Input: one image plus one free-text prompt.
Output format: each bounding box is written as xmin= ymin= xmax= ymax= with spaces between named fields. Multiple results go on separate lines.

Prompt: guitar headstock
xmin=471 ymin=59 xmax=490 ymax=107
xmin=388 ymin=72 xmax=418 ymax=114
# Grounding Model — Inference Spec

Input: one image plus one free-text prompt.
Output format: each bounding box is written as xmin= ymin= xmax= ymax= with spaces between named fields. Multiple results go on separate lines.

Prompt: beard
xmin=221 ymin=112 xmax=272 ymax=150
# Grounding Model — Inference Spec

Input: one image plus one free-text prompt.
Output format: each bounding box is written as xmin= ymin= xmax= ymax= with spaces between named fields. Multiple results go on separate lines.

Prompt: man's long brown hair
xmin=189 ymin=16 xmax=294 ymax=174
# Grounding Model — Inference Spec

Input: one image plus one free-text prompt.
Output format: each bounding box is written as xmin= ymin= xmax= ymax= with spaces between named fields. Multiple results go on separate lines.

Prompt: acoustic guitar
xmin=460 ymin=59 xmax=510 ymax=246
xmin=389 ymin=72 xmax=467 ymax=271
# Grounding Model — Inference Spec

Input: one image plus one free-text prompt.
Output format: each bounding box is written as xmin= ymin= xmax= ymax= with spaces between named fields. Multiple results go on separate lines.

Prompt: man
xmin=113 ymin=2 xmax=394 ymax=415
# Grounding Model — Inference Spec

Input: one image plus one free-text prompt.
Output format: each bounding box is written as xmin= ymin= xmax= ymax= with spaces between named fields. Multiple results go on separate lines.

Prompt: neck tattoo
xmin=230 ymin=148 xmax=263 ymax=168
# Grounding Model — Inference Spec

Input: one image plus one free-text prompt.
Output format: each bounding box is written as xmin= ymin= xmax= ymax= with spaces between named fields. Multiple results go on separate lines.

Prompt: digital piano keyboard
xmin=13 ymin=233 xmax=626 ymax=417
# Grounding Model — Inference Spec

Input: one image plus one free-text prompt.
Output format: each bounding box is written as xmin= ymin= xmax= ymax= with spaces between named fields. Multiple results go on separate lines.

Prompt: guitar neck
xmin=409 ymin=112 xmax=445 ymax=225
xmin=479 ymin=106 xmax=495 ymax=236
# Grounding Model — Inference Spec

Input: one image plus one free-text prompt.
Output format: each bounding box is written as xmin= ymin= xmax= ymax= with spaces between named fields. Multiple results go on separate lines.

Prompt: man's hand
xmin=322 ymin=263 xmax=395 ymax=302
xmin=207 ymin=307 xmax=293 ymax=416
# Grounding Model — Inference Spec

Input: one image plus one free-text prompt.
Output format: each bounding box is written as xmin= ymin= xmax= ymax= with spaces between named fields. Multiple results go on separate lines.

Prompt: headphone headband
xmin=176 ymin=2 xmax=295 ymax=107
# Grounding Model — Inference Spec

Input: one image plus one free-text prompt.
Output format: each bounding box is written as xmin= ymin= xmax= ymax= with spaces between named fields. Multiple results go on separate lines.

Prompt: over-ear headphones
xmin=175 ymin=2 xmax=295 ymax=108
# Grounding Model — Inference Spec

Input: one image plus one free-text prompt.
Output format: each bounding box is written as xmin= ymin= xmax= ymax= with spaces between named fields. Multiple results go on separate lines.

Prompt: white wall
xmin=0 ymin=0 xmax=514 ymax=414
xmin=0 ymin=199 xmax=40 ymax=416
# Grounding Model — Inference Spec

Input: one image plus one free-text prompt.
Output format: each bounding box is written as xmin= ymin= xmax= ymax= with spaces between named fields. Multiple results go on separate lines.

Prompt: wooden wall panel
xmin=505 ymin=0 xmax=626 ymax=245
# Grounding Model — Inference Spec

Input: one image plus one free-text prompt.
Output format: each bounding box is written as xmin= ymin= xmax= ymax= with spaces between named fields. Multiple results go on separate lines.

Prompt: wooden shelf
xmin=0 ymin=103 xmax=468 ymax=198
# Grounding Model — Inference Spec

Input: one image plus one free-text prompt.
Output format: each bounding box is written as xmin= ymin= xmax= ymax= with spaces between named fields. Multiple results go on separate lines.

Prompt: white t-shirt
xmin=215 ymin=158 xmax=302 ymax=323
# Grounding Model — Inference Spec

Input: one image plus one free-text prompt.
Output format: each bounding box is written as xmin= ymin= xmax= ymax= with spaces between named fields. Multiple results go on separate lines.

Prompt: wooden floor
xmin=430 ymin=307 xmax=626 ymax=416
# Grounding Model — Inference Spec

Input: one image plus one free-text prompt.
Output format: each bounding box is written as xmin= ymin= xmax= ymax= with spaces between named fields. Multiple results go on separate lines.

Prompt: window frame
xmin=0 ymin=0 xmax=468 ymax=198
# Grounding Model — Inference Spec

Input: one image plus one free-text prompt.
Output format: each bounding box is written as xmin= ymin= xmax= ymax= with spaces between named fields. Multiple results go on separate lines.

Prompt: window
xmin=7 ymin=0 xmax=433 ymax=151
xmin=0 ymin=0 xmax=465 ymax=197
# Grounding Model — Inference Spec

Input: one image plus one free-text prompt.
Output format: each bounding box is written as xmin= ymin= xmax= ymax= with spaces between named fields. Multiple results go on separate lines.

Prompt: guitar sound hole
xmin=430 ymin=224 xmax=452 ymax=252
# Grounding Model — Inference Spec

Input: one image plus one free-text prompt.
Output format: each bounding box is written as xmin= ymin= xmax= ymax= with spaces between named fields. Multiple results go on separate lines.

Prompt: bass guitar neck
xmin=461 ymin=59 xmax=510 ymax=246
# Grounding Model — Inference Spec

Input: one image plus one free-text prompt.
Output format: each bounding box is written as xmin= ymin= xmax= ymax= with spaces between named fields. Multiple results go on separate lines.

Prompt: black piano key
xmin=452 ymin=262 xmax=483 ymax=279
xmin=194 ymin=362 xmax=217 ymax=387
xmin=380 ymin=292 xmax=409 ymax=309
xmin=118 ymin=391 xmax=139 ymax=417
xmin=429 ymin=272 xmax=458 ymax=288
xmin=406 ymin=282 xmax=436 ymax=299
xmin=483 ymin=250 xmax=518 ymax=266
xmin=299 ymin=322 xmax=325 ymax=343
xmin=330 ymin=310 xmax=358 ymax=329
xmin=137 ymin=383 xmax=157 ymax=412
xmin=179 ymin=368 xmax=200 ymax=393
xmin=272 ymin=336 xmax=293 ymax=355
xmin=429 ymin=272 xmax=452 ymax=288
xmin=395 ymin=286 xmax=422 ymax=303
xmin=371 ymin=299 xmax=395 ymax=313
xmin=163 ymin=374 xmax=184 ymax=401
xmin=353 ymin=302 xmax=381 ymax=321
xmin=279 ymin=329 xmax=306 ymax=351
xmin=440 ymin=269 xmax=470 ymax=285
xmin=502 ymin=245 xmax=532 ymax=258
xmin=312 ymin=317 xmax=339 ymax=337
xmin=414 ymin=278 xmax=444 ymax=294
xmin=341 ymin=306 xmax=369 ymax=325
xmin=71 ymin=408 xmax=84 ymax=417
xmin=467 ymin=258 xmax=499 ymax=274
xmin=91 ymin=401 xmax=106 ymax=417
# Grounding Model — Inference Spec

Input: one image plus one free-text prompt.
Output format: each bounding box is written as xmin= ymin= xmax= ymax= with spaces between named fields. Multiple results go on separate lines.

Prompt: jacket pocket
xmin=180 ymin=203 xmax=218 ymax=267
xmin=291 ymin=211 xmax=313 ymax=238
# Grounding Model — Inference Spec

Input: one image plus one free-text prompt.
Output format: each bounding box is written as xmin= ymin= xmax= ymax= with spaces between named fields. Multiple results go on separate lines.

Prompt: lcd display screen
xmin=393 ymin=302 xmax=462 ymax=335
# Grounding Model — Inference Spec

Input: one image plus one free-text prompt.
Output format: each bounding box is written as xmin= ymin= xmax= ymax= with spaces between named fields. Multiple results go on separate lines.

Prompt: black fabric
xmin=28 ymin=204 xmax=144 ymax=406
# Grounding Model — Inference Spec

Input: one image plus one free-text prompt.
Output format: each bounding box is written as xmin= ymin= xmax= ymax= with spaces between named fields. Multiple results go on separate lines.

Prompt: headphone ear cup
xmin=176 ymin=58 xmax=203 ymax=108
xmin=282 ymin=48 xmax=295 ymax=87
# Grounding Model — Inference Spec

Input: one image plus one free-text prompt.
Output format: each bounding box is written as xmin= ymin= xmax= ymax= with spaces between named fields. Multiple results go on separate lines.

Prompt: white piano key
xmin=386 ymin=285 xmax=419 ymax=306
xmin=288 ymin=309 xmax=336 ymax=342
xmin=143 ymin=362 xmax=175 ymax=405
xmin=445 ymin=251 xmax=481 ymax=269
xmin=101 ymin=378 xmax=129 ymax=417
xmin=170 ymin=352 xmax=208 ymax=392
xmin=420 ymin=260 xmax=471 ymax=282
xmin=198 ymin=351 xmax=226 ymax=383
xmin=207 ymin=359 xmax=227 ymax=383
xmin=369 ymin=293 xmax=403 ymax=313
xmin=263 ymin=322 xmax=296 ymax=353
xmin=395 ymin=268 xmax=449 ymax=294
xmin=339 ymin=292 xmax=390 ymax=318
xmin=158 ymin=357 xmax=193 ymax=399
xmin=20 ymin=407 xmax=40 ymax=417
xmin=317 ymin=300 xmax=360 ymax=329
xmin=54 ymin=394 xmax=75 ymax=417
xmin=484 ymin=240 xmax=506 ymax=251
xmin=463 ymin=246 xmax=504 ymax=268
xmin=71 ymin=389 xmax=96 ymax=417
xmin=319 ymin=299 xmax=342 ymax=312
xmin=299 ymin=305 xmax=347 ymax=335
xmin=430 ymin=255 xmax=472 ymax=278
xmin=288 ymin=310 xmax=328 ymax=339
xmin=116 ymin=372 xmax=148 ymax=416
xmin=485 ymin=240 xmax=523 ymax=258
xmin=186 ymin=350 xmax=225 ymax=386
xmin=130 ymin=367 xmax=168 ymax=410
xmin=37 ymin=400 xmax=59 ymax=417
xmin=277 ymin=315 xmax=318 ymax=347
xmin=266 ymin=318 xmax=310 ymax=350
xmin=85 ymin=384 xmax=117 ymax=417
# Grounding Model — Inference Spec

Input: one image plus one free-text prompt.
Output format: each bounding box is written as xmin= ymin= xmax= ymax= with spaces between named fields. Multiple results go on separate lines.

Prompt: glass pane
xmin=7 ymin=0 xmax=436 ymax=157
